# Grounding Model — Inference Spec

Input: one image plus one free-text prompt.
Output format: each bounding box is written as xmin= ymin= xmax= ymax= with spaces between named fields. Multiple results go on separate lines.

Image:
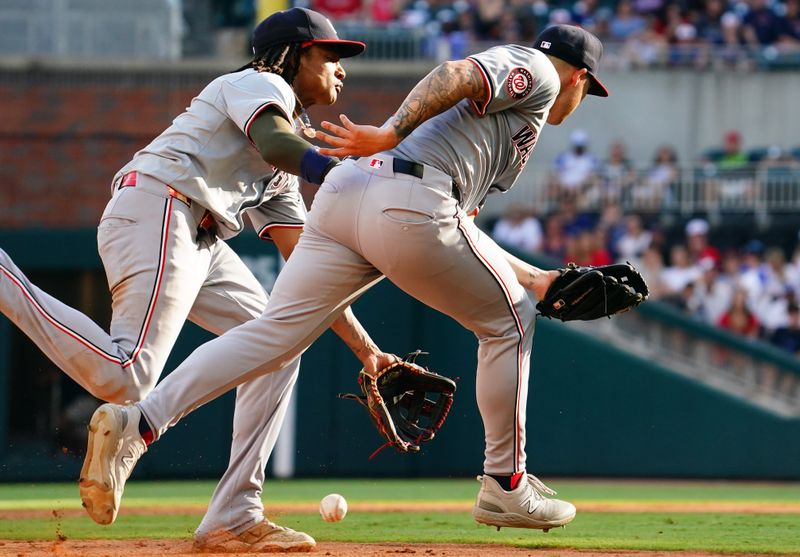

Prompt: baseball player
xmin=80 ymin=24 xmax=608 ymax=532
xmin=0 ymin=8 xmax=397 ymax=552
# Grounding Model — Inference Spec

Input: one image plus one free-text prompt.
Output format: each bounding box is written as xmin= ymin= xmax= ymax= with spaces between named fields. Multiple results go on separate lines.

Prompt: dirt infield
xmin=2 ymin=500 xmax=797 ymax=556
xmin=2 ymin=498 xmax=800 ymax=521
xmin=0 ymin=540 xmax=771 ymax=557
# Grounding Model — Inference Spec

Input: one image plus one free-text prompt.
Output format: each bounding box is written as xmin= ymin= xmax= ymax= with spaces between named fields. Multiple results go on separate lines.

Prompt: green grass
xmin=1 ymin=512 xmax=798 ymax=554
xmin=1 ymin=479 xmax=799 ymax=554
xmin=3 ymin=478 xmax=799 ymax=509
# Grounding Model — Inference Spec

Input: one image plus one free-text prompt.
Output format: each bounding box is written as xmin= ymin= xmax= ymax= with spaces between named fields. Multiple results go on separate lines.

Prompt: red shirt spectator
xmin=685 ymin=218 xmax=721 ymax=268
xmin=718 ymin=289 xmax=760 ymax=337
xmin=370 ymin=0 xmax=398 ymax=23
xmin=565 ymin=230 xmax=612 ymax=267
xmin=313 ymin=0 xmax=362 ymax=20
xmin=719 ymin=311 xmax=759 ymax=336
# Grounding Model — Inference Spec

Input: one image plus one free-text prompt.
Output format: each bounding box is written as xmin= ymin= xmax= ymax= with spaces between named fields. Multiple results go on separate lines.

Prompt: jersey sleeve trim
xmin=257 ymin=222 xmax=305 ymax=242
xmin=244 ymin=101 xmax=293 ymax=146
xmin=466 ymin=57 xmax=492 ymax=116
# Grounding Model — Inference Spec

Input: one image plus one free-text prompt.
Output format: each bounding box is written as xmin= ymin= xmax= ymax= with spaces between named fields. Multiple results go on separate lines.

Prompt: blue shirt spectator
xmin=610 ymin=0 xmax=648 ymax=40
xmin=742 ymin=0 xmax=785 ymax=45
xmin=777 ymin=0 xmax=800 ymax=42
xmin=770 ymin=302 xmax=800 ymax=354
xmin=695 ymin=0 xmax=735 ymax=45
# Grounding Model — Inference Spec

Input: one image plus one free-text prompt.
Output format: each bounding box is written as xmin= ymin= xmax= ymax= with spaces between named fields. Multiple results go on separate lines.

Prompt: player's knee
xmin=87 ymin=374 xmax=151 ymax=404
xmin=87 ymin=381 xmax=130 ymax=403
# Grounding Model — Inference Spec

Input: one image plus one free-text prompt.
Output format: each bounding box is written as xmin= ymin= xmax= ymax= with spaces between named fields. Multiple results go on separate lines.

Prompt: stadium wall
xmin=1 ymin=64 xmax=800 ymax=227
xmin=0 ymin=232 xmax=798 ymax=481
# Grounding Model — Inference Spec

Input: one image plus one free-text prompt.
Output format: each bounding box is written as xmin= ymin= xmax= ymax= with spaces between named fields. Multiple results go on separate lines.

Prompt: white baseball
xmin=319 ymin=493 xmax=348 ymax=522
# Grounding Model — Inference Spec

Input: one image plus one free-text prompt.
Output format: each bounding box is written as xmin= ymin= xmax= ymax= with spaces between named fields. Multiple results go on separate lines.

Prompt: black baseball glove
xmin=536 ymin=262 xmax=649 ymax=321
xmin=339 ymin=351 xmax=456 ymax=456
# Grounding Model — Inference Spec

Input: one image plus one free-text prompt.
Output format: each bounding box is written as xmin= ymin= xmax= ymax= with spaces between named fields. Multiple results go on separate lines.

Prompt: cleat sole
xmin=78 ymin=405 xmax=123 ymax=525
xmin=472 ymin=506 xmax=575 ymax=531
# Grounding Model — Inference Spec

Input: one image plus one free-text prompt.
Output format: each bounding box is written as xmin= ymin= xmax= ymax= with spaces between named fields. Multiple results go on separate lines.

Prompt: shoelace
xmin=266 ymin=520 xmax=287 ymax=532
xmin=238 ymin=521 xmax=284 ymax=544
xmin=519 ymin=475 xmax=558 ymax=514
xmin=526 ymin=474 xmax=557 ymax=499
xmin=248 ymin=520 xmax=304 ymax=544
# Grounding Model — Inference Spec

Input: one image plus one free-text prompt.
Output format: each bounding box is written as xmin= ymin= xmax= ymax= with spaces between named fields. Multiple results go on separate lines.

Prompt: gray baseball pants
xmin=140 ymin=157 xmax=536 ymax=476
xmin=0 ymin=172 xmax=298 ymax=536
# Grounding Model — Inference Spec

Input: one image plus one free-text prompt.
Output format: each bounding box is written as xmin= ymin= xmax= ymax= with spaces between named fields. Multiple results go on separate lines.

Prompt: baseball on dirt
xmin=319 ymin=493 xmax=348 ymax=522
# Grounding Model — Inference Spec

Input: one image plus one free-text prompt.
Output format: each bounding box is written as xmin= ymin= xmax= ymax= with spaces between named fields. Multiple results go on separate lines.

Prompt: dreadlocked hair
xmin=251 ymin=43 xmax=304 ymax=85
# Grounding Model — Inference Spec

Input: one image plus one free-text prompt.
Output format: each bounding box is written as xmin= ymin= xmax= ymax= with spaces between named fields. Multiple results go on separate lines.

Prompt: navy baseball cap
xmin=251 ymin=8 xmax=365 ymax=59
xmin=533 ymin=24 xmax=609 ymax=97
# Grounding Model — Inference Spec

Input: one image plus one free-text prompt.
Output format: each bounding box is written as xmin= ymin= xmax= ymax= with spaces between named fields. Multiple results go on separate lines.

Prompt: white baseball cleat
xmin=472 ymin=473 xmax=576 ymax=531
xmin=193 ymin=518 xmax=316 ymax=552
xmin=79 ymin=403 xmax=147 ymax=525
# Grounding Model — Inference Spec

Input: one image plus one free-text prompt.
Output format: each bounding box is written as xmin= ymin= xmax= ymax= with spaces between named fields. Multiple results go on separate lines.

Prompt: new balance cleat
xmin=472 ymin=473 xmax=576 ymax=531
xmin=79 ymin=403 xmax=147 ymax=525
xmin=193 ymin=518 xmax=316 ymax=552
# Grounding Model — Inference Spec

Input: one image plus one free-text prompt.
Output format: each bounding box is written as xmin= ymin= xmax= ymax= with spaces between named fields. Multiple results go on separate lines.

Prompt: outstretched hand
xmin=316 ymin=114 xmax=400 ymax=158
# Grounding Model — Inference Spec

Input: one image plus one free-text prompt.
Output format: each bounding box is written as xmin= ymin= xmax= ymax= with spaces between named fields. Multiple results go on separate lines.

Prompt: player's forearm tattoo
xmin=527 ymin=270 xmax=538 ymax=290
xmin=392 ymin=61 xmax=486 ymax=138
xmin=331 ymin=308 xmax=379 ymax=361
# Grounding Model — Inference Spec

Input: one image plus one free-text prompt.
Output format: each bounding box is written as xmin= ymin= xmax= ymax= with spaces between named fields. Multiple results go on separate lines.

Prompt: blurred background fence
xmin=0 ymin=0 xmax=183 ymax=60
xmin=4 ymin=0 xmax=800 ymax=68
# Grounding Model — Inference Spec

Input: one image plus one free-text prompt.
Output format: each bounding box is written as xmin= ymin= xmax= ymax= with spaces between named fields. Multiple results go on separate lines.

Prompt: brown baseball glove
xmin=339 ymin=351 xmax=456 ymax=456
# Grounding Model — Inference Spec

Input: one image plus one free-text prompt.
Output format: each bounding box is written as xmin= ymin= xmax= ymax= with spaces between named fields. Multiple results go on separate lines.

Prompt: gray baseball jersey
xmin=116 ymin=69 xmax=306 ymax=240
xmin=389 ymin=45 xmax=559 ymax=213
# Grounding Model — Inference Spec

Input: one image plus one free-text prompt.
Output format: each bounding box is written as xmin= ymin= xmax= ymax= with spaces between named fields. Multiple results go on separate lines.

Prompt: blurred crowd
xmin=303 ymin=0 xmax=800 ymax=66
xmin=493 ymin=200 xmax=800 ymax=356
xmin=544 ymin=128 xmax=800 ymax=211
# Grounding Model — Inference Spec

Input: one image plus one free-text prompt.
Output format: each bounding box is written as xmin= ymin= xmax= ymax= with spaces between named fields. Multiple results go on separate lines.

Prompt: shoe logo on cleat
xmin=121 ymin=452 xmax=137 ymax=471
xmin=522 ymin=495 xmax=539 ymax=514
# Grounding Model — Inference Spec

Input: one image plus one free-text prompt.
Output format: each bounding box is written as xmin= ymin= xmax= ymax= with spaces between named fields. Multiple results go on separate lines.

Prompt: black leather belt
xmin=351 ymin=156 xmax=423 ymax=179
xmin=392 ymin=157 xmax=424 ymax=179
xmin=355 ymin=156 xmax=460 ymax=204
xmin=394 ymin=158 xmax=461 ymax=204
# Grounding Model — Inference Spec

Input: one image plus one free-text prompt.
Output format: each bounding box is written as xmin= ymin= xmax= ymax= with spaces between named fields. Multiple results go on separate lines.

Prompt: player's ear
xmin=570 ymin=67 xmax=588 ymax=88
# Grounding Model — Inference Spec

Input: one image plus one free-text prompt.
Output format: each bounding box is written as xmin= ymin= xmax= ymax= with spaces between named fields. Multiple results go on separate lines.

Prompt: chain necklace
xmin=294 ymin=95 xmax=316 ymax=139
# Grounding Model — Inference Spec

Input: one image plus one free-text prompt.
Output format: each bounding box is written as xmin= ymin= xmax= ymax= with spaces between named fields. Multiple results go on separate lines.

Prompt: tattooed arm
xmin=329 ymin=307 xmax=399 ymax=376
xmin=498 ymin=247 xmax=559 ymax=300
xmin=315 ymin=60 xmax=487 ymax=157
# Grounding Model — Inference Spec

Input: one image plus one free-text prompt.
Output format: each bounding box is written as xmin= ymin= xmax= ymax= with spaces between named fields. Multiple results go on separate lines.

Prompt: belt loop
xmin=167 ymin=186 xmax=192 ymax=207
xmin=118 ymin=171 xmax=137 ymax=190
xmin=196 ymin=210 xmax=218 ymax=243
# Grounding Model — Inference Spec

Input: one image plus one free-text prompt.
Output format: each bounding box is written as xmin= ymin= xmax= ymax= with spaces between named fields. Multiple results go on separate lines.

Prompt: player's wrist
xmin=300 ymin=148 xmax=337 ymax=185
xmin=531 ymin=270 xmax=559 ymax=300
xmin=382 ymin=121 xmax=405 ymax=147
xmin=320 ymin=157 xmax=340 ymax=182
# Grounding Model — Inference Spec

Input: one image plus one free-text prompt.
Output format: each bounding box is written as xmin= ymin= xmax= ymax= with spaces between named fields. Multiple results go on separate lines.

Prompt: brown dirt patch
xmin=0 ymin=540 xmax=769 ymax=557
xmin=2 ymin=499 xmax=799 ymax=521
xmin=2 ymin=500 xmax=795 ymax=556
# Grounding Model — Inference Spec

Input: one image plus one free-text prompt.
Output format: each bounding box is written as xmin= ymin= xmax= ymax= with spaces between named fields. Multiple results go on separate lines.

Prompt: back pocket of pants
xmin=381 ymin=207 xmax=435 ymax=225
xmin=98 ymin=216 xmax=138 ymax=229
